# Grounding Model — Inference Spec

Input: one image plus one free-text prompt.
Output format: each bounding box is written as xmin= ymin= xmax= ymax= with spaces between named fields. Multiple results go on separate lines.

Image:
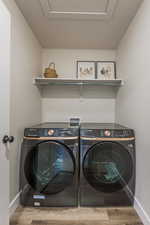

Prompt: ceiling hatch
xmin=39 ymin=0 xmax=118 ymax=20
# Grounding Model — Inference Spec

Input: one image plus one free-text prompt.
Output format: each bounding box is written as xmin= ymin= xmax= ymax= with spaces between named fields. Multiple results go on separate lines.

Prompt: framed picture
xmin=96 ymin=61 xmax=116 ymax=80
xmin=77 ymin=61 xmax=96 ymax=79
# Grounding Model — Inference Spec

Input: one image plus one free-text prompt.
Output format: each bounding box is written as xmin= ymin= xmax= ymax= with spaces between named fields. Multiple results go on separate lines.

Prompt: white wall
xmin=42 ymin=49 xmax=117 ymax=123
xmin=3 ymin=0 xmax=42 ymax=202
xmin=116 ymin=1 xmax=150 ymax=224
xmin=0 ymin=1 xmax=10 ymax=223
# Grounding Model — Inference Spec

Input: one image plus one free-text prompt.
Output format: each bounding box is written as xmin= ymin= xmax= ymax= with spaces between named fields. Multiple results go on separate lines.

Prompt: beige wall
xmin=4 ymin=0 xmax=42 ymax=202
xmin=42 ymin=49 xmax=117 ymax=123
xmin=116 ymin=0 xmax=150 ymax=224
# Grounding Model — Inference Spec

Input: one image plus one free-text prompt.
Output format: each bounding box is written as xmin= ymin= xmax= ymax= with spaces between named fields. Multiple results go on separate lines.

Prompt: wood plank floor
xmin=10 ymin=207 xmax=143 ymax=225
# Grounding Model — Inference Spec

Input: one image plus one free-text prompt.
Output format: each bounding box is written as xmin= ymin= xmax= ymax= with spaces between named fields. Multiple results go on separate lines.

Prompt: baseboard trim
xmin=9 ymin=192 xmax=21 ymax=217
xmin=134 ymin=197 xmax=150 ymax=225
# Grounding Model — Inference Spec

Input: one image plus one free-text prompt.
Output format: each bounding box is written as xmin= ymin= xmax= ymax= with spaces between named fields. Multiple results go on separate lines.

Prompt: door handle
xmin=3 ymin=135 xmax=14 ymax=144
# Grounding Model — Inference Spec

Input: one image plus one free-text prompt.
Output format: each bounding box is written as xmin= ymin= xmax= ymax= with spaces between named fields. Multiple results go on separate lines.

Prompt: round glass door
xmin=25 ymin=141 xmax=75 ymax=194
xmin=83 ymin=142 xmax=133 ymax=193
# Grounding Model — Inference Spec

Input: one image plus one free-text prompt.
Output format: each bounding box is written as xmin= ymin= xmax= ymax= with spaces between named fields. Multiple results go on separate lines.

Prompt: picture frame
xmin=96 ymin=61 xmax=116 ymax=80
xmin=77 ymin=61 xmax=96 ymax=80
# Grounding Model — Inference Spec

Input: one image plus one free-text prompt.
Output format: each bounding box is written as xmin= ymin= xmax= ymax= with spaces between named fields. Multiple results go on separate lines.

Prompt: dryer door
xmin=24 ymin=141 xmax=75 ymax=194
xmin=83 ymin=142 xmax=133 ymax=193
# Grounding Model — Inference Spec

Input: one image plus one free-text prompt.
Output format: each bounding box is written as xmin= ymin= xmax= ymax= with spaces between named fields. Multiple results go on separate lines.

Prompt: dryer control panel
xmin=80 ymin=129 xmax=134 ymax=138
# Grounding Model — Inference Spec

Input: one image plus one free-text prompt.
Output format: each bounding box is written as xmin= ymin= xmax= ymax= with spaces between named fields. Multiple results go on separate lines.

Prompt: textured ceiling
xmin=14 ymin=0 xmax=143 ymax=49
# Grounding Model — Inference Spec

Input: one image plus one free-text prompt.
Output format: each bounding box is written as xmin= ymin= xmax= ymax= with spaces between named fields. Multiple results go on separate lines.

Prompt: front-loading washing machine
xmin=80 ymin=123 xmax=135 ymax=207
xmin=20 ymin=123 xmax=79 ymax=207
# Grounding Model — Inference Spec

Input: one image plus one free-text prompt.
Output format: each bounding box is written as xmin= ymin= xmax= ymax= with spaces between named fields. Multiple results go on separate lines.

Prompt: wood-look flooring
xmin=10 ymin=207 xmax=143 ymax=225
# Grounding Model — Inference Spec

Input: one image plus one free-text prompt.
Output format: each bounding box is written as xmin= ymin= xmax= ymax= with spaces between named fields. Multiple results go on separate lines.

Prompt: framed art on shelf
xmin=96 ymin=61 xmax=116 ymax=80
xmin=77 ymin=61 xmax=96 ymax=80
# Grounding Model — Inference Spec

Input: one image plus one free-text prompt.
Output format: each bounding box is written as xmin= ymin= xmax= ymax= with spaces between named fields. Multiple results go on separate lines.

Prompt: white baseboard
xmin=9 ymin=192 xmax=21 ymax=217
xmin=134 ymin=197 xmax=150 ymax=225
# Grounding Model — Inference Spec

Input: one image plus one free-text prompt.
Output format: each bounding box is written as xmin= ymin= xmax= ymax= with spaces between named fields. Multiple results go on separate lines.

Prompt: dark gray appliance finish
xmin=80 ymin=123 xmax=135 ymax=207
xmin=20 ymin=123 xmax=79 ymax=207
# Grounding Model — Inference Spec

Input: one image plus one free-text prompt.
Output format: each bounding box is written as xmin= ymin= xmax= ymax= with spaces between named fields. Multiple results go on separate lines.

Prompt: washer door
xmin=83 ymin=142 xmax=133 ymax=193
xmin=24 ymin=141 xmax=75 ymax=194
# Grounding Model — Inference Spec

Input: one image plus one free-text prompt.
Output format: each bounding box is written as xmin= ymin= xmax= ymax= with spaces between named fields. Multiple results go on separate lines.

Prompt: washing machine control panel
xmin=24 ymin=128 xmax=78 ymax=137
xmin=24 ymin=128 xmax=41 ymax=137
xmin=43 ymin=128 xmax=77 ymax=137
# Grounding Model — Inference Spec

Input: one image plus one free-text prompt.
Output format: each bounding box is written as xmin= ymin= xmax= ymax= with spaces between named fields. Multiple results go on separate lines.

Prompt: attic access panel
xmin=39 ymin=0 xmax=117 ymax=20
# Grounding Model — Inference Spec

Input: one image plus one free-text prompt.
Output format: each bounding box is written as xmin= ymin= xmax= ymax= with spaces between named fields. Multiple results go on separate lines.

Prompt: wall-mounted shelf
xmin=34 ymin=78 xmax=123 ymax=87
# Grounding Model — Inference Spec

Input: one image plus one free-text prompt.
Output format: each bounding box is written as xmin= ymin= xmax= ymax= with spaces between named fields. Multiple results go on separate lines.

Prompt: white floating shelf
xmin=34 ymin=78 xmax=123 ymax=87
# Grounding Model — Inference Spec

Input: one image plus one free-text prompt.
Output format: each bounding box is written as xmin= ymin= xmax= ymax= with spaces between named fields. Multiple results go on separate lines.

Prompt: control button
xmin=61 ymin=131 xmax=72 ymax=136
xmin=47 ymin=129 xmax=54 ymax=136
xmin=125 ymin=131 xmax=130 ymax=136
xmin=104 ymin=130 xmax=111 ymax=137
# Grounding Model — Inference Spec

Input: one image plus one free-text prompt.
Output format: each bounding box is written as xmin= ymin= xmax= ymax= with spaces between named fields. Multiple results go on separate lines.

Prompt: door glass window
xmin=25 ymin=141 xmax=75 ymax=194
xmin=83 ymin=142 xmax=133 ymax=193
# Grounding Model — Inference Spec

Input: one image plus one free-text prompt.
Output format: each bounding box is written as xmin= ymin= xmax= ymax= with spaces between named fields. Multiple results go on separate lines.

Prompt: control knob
xmin=104 ymin=130 xmax=111 ymax=137
xmin=48 ymin=129 xmax=54 ymax=136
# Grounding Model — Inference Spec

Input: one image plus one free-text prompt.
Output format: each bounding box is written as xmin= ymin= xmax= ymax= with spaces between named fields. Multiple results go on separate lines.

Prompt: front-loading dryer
xmin=80 ymin=123 xmax=135 ymax=207
xmin=20 ymin=123 xmax=79 ymax=207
